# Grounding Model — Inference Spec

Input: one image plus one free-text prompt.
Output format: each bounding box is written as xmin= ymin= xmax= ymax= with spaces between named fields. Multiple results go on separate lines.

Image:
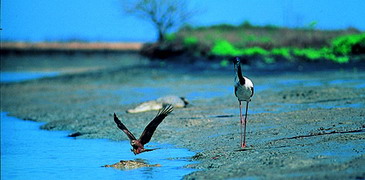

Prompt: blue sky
xmin=2 ymin=0 xmax=365 ymax=42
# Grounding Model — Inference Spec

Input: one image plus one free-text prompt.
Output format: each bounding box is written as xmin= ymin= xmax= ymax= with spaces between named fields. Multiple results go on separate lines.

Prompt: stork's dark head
xmin=233 ymin=57 xmax=241 ymax=71
xmin=233 ymin=57 xmax=240 ymax=65
xmin=180 ymin=97 xmax=189 ymax=107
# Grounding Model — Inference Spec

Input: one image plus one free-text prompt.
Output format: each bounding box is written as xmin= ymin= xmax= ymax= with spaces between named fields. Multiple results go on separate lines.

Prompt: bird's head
xmin=130 ymin=140 xmax=142 ymax=155
xmin=233 ymin=57 xmax=240 ymax=65
xmin=180 ymin=97 xmax=189 ymax=106
xmin=233 ymin=57 xmax=241 ymax=71
xmin=130 ymin=140 xmax=139 ymax=148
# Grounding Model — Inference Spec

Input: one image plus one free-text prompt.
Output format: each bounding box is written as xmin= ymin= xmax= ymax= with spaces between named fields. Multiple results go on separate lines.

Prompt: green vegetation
xmin=209 ymin=34 xmax=365 ymax=63
xmin=165 ymin=33 xmax=176 ymax=42
xmin=271 ymin=48 xmax=291 ymax=59
xmin=211 ymin=40 xmax=241 ymax=56
xmin=241 ymin=47 xmax=269 ymax=56
xmin=331 ymin=33 xmax=365 ymax=56
xmin=211 ymin=40 xmax=269 ymax=56
xmin=183 ymin=36 xmax=198 ymax=47
xmin=143 ymin=21 xmax=364 ymax=63
xmin=219 ymin=59 xmax=230 ymax=67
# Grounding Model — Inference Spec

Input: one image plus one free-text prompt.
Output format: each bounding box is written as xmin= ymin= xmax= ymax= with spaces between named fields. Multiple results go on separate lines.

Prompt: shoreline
xmin=1 ymin=42 xmax=144 ymax=54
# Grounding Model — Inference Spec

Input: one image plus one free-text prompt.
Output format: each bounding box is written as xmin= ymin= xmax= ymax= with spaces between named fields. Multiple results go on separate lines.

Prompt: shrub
xmin=211 ymin=40 xmax=242 ymax=56
xmin=165 ymin=33 xmax=176 ymax=42
xmin=271 ymin=48 xmax=291 ymax=59
xmin=241 ymin=47 xmax=269 ymax=56
xmin=331 ymin=33 xmax=365 ymax=56
xmin=292 ymin=47 xmax=350 ymax=63
xmin=293 ymin=48 xmax=323 ymax=60
xmin=220 ymin=59 xmax=230 ymax=67
xmin=183 ymin=36 xmax=198 ymax=47
xmin=211 ymin=40 xmax=269 ymax=56
xmin=239 ymin=20 xmax=254 ymax=28
xmin=210 ymin=39 xmax=353 ymax=63
xmin=264 ymin=57 xmax=275 ymax=64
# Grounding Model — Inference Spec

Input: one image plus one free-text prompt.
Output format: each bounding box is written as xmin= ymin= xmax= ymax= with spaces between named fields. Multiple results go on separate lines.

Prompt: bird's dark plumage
xmin=139 ymin=104 xmax=173 ymax=145
xmin=113 ymin=104 xmax=174 ymax=154
xmin=114 ymin=113 xmax=137 ymax=141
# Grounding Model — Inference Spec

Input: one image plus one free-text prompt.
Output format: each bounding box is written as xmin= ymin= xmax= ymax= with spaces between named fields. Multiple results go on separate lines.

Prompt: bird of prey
xmin=233 ymin=57 xmax=254 ymax=148
xmin=113 ymin=104 xmax=174 ymax=155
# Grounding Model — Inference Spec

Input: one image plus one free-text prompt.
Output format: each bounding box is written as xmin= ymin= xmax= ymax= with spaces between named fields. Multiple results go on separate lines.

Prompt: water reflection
xmin=1 ymin=112 xmax=196 ymax=180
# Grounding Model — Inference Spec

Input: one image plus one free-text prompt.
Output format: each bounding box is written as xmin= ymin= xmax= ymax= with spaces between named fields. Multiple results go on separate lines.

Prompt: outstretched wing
xmin=139 ymin=105 xmax=174 ymax=145
xmin=114 ymin=113 xmax=137 ymax=141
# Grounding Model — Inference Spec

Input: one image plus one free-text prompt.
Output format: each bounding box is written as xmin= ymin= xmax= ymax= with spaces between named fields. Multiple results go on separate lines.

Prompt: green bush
xmin=239 ymin=20 xmax=254 ymax=28
xmin=183 ymin=36 xmax=198 ymax=47
xmin=293 ymin=48 xmax=323 ymax=60
xmin=292 ymin=47 xmax=350 ymax=63
xmin=264 ymin=57 xmax=275 ymax=64
xmin=211 ymin=40 xmax=269 ymax=56
xmin=271 ymin=48 xmax=291 ymax=59
xmin=241 ymin=47 xmax=269 ymax=56
xmin=210 ymin=39 xmax=353 ymax=63
xmin=220 ymin=59 xmax=230 ymax=67
xmin=331 ymin=33 xmax=365 ymax=56
xmin=211 ymin=40 xmax=242 ymax=56
xmin=165 ymin=33 xmax=176 ymax=42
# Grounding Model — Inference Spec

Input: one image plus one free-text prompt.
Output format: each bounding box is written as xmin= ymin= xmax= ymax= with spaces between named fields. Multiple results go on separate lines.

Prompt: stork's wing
xmin=114 ymin=113 xmax=137 ymax=141
xmin=139 ymin=105 xmax=173 ymax=145
xmin=250 ymin=87 xmax=254 ymax=97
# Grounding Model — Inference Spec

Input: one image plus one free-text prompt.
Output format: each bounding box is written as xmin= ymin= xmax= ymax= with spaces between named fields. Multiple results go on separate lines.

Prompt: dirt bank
xmin=1 ymin=55 xmax=365 ymax=179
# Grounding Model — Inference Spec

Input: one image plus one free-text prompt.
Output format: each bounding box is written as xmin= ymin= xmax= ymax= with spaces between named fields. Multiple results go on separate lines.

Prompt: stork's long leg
xmin=242 ymin=101 xmax=249 ymax=148
xmin=239 ymin=101 xmax=243 ymax=148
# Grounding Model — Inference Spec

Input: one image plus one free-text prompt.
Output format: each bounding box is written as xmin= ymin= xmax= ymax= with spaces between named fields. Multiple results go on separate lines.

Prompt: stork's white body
xmin=234 ymin=76 xmax=254 ymax=102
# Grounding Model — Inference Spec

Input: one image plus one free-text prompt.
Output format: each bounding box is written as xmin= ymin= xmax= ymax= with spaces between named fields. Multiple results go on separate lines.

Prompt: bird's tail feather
xmin=158 ymin=104 xmax=174 ymax=116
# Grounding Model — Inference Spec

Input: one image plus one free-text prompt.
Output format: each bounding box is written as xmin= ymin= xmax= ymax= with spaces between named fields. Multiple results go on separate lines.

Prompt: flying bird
xmin=113 ymin=105 xmax=174 ymax=155
xmin=233 ymin=57 xmax=254 ymax=148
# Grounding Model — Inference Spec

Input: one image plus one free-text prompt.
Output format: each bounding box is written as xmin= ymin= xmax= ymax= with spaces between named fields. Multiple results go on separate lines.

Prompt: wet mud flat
xmin=1 ymin=56 xmax=365 ymax=179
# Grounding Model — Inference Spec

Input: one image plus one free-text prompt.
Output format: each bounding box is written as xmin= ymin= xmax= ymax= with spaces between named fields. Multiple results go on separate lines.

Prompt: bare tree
xmin=123 ymin=0 xmax=193 ymax=42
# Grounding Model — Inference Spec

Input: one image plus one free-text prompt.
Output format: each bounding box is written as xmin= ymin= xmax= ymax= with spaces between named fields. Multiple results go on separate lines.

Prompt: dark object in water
xmin=233 ymin=57 xmax=254 ymax=149
xmin=114 ymin=105 xmax=174 ymax=155
xmin=68 ymin=132 xmax=83 ymax=137
xmin=103 ymin=160 xmax=161 ymax=170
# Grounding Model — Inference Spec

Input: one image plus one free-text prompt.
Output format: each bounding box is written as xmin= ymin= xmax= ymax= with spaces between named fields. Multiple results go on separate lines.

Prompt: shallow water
xmin=278 ymin=78 xmax=365 ymax=90
xmin=0 ymin=72 xmax=60 ymax=83
xmin=1 ymin=112 xmax=196 ymax=180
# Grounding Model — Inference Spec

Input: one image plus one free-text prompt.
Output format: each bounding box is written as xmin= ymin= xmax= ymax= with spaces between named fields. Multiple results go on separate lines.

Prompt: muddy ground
xmin=1 ymin=54 xmax=365 ymax=179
